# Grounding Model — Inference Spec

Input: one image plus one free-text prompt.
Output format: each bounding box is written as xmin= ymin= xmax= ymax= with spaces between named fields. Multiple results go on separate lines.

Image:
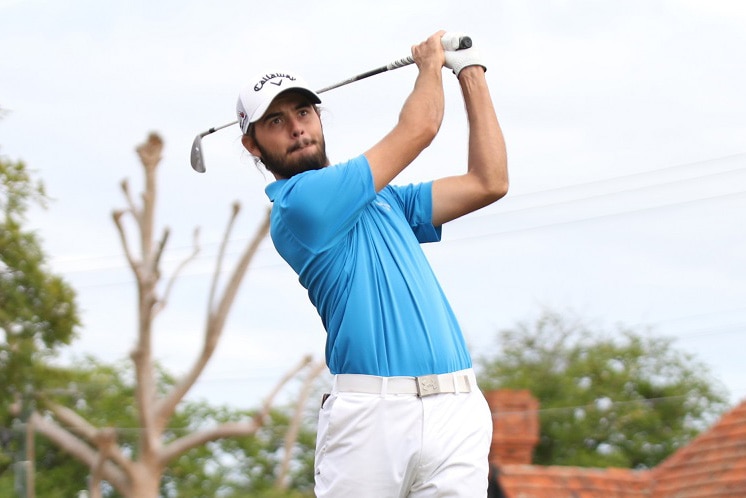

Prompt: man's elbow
xmin=399 ymin=110 xmax=441 ymax=151
xmin=468 ymin=179 xmax=508 ymax=212
xmin=412 ymin=120 xmax=440 ymax=151
xmin=482 ymin=170 xmax=509 ymax=204
xmin=490 ymin=178 xmax=509 ymax=201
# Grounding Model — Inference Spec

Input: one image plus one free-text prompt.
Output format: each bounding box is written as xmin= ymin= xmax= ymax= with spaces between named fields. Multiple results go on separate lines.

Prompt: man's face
xmin=245 ymin=91 xmax=328 ymax=179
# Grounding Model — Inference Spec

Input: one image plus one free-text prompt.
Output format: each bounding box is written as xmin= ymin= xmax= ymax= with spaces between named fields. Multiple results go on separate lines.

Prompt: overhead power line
xmin=5 ymin=391 xmax=730 ymax=436
xmin=51 ymin=159 xmax=746 ymax=278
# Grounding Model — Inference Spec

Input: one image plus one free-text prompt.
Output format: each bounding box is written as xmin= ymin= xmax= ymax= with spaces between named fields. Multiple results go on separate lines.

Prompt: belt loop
xmin=380 ymin=377 xmax=388 ymax=397
xmin=332 ymin=375 xmax=339 ymax=394
xmin=453 ymin=373 xmax=460 ymax=395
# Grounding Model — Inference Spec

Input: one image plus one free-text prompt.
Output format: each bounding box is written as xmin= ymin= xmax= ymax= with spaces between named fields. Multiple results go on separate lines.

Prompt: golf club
xmin=190 ymin=34 xmax=472 ymax=173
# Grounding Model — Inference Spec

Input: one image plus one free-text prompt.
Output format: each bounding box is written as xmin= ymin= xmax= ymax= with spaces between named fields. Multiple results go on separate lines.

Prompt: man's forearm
xmin=363 ymin=59 xmax=445 ymax=192
xmin=398 ymin=63 xmax=445 ymax=147
xmin=460 ymin=67 xmax=508 ymax=195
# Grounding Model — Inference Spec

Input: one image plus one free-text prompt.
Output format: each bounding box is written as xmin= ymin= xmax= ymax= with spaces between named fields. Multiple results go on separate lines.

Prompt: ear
xmin=241 ymin=134 xmax=261 ymax=158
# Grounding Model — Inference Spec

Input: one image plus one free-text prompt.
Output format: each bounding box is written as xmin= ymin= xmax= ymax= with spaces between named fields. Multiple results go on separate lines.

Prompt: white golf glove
xmin=443 ymin=33 xmax=486 ymax=77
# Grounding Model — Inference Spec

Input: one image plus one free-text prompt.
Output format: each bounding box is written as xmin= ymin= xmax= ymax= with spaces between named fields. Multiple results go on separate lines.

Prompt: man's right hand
xmin=411 ymin=30 xmax=447 ymax=72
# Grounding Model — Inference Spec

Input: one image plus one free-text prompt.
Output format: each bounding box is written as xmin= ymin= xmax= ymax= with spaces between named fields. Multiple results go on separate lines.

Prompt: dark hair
xmin=245 ymin=123 xmax=256 ymax=140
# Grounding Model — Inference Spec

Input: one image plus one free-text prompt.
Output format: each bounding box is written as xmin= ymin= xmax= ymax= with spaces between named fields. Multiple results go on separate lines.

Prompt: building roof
xmin=487 ymin=391 xmax=746 ymax=498
xmin=649 ymin=398 xmax=746 ymax=497
xmin=496 ymin=465 xmax=648 ymax=498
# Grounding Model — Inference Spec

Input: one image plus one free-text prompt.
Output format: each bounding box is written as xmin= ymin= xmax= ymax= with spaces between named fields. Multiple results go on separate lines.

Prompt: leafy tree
xmin=1 ymin=147 xmax=80 ymax=492
xmin=2 ymin=355 xmax=319 ymax=497
xmin=24 ymin=133 xmax=323 ymax=497
xmin=477 ymin=309 xmax=729 ymax=469
xmin=1 ymin=134 xmax=320 ymax=496
xmin=211 ymin=406 xmax=318 ymax=497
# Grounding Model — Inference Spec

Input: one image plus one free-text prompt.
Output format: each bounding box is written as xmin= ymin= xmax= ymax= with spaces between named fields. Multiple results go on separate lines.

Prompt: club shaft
xmin=191 ymin=35 xmax=472 ymax=172
xmin=197 ymin=34 xmax=472 ymax=138
xmin=316 ymin=56 xmax=414 ymax=94
xmin=197 ymin=53 xmax=421 ymax=138
xmin=201 ymin=120 xmax=239 ymax=137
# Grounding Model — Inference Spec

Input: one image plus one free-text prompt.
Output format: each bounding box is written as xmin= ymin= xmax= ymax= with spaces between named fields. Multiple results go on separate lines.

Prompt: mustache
xmin=287 ymin=138 xmax=316 ymax=154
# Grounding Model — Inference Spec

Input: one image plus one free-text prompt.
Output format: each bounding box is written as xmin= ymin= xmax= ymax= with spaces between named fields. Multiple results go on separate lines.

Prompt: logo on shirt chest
xmin=374 ymin=200 xmax=392 ymax=211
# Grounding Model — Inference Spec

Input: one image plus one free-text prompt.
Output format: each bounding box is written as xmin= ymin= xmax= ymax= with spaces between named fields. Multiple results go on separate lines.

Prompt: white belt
xmin=334 ymin=371 xmax=473 ymax=397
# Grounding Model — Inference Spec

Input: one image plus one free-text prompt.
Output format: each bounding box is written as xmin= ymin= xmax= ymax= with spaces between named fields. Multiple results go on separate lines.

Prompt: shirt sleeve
xmin=271 ymin=155 xmax=376 ymax=252
xmin=384 ymin=182 xmax=442 ymax=244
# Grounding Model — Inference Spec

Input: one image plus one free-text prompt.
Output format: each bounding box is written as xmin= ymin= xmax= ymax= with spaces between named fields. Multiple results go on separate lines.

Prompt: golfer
xmin=236 ymin=30 xmax=508 ymax=497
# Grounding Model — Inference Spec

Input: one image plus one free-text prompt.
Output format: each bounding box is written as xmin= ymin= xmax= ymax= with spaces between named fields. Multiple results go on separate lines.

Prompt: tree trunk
xmin=126 ymin=462 xmax=162 ymax=498
xmin=30 ymin=133 xmax=310 ymax=497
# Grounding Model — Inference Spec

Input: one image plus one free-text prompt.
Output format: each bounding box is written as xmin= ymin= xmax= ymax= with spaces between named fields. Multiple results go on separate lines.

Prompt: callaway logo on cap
xmin=236 ymin=70 xmax=321 ymax=134
xmin=253 ymin=73 xmax=297 ymax=91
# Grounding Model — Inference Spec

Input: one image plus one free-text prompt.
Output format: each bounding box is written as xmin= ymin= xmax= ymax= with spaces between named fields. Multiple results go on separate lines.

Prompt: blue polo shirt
xmin=265 ymin=154 xmax=472 ymax=376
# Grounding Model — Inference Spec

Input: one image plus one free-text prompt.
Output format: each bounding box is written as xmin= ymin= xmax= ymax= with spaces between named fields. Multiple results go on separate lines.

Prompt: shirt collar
xmin=265 ymin=179 xmax=288 ymax=202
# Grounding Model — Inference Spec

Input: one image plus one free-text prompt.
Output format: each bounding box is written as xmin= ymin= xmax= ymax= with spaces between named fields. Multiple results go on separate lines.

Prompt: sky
xmin=1 ymin=0 xmax=745 ymax=411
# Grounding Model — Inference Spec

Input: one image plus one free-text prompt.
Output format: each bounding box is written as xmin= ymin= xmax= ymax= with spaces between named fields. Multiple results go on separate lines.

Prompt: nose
xmin=289 ymin=117 xmax=305 ymax=138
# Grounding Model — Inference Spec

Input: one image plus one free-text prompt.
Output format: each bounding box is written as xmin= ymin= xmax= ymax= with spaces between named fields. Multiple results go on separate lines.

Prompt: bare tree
xmin=29 ymin=133 xmax=324 ymax=497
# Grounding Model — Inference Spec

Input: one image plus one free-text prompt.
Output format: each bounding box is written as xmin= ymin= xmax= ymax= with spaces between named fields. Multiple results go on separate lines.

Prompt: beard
xmin=256 ymin=137 xmax=329 ymax=179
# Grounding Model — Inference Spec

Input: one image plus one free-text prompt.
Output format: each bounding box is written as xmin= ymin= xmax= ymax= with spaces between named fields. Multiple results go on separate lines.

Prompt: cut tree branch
xmin=42 ymin=400 xmax=134 ymax=473
xmin=276 ymin=360 xmax=327 ymax=489
xmin=152 ymin=227 xmax=170 ymax=275
xmin=120 ymin=179 xmax=142 ymax=225
xmin=208 ymin=201 xmax=241 ymax=314
xmin=30 ymin=412 xmax=130 ymax=495
xmin=155 ymin=208 xmax=270 ymax=424
xmin=112 ymin=210 xmax=140 ymax=276
xmin=155 ymin=227 xmax=200 ymax=315
xmin=158 ymin=355 xmax=313 ymax=464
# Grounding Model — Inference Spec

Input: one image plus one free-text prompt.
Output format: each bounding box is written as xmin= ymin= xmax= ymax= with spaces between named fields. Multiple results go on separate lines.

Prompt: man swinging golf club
xmin=237 ymin=30 xmax=508 ymax=497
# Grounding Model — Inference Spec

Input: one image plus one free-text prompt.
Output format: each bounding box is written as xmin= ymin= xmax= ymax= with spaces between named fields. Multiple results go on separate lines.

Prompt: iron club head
xmin=190 ymin=120 xmax=239 ymax=173
xmin=190 ymin=133 xmax=206 ymax=173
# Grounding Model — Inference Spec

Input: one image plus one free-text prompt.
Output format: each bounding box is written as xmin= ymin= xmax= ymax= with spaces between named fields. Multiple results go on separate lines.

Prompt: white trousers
xmin=314 ymin=369 xmax=493 ymax=497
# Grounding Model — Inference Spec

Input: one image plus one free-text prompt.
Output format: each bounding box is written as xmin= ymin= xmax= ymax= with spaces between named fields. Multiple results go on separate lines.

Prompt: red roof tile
xmin=649 ymin=399 xmax=746 ymax=498
xmin=489 ymin=392 xmax=746 ymax=498
xmin=497 ymin=464 xmax=650 ymax=498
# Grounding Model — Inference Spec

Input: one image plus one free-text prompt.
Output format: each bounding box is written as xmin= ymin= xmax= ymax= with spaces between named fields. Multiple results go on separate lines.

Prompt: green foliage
xmin=1 ymin=151 xmax=81 ymax=493
xmin=0 ymin=154 xmax=80 ymax=383
xmin=160 ymin=401 xmax=255 ymax=498
xmin=1 ymin=144 xmax=316 ymax=497
xmin=477 ymin=309 xmax=729 ymax=469
xmin=30 ymin=447 xmax=91 ymax=498
xmin=1 ymin=141 xmax=317 ymax=496
xmin=0 ymin=157 xmax=78 ymax=346
xmin=160 ymin=401 xmax=316 ymax=498
xmin=160 ymin=400 xmax=317 ymax=497
xmin=0 ymin=356 xmax=318 ymax=497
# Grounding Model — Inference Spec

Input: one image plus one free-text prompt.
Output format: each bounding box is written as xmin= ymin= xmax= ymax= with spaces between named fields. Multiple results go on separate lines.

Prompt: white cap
xmin=236 ymin=71 xmax=321 ymax=134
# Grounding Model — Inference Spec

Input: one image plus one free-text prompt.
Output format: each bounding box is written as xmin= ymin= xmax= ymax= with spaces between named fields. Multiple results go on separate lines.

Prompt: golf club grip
xmin=442 ymin=34 xmax=472 ymax=51
xmin=385 ymin=34 xmax=471 ymax=70
xmin=387 ymin=56 xmax=415 ymax=70
xmin=310 ymin=35 xmax=474 ymax=92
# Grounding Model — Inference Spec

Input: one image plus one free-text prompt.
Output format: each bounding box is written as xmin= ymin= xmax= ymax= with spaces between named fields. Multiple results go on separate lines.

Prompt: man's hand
xmin=411 ymin=30 xmax=446 ymax=72
xmin=444 ymin=37 xmax=486 ymax=77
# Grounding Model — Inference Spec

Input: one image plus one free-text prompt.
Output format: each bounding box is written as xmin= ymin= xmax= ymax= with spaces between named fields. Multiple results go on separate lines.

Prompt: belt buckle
xmin=416 ymin=374 xmax=441 ymax=397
